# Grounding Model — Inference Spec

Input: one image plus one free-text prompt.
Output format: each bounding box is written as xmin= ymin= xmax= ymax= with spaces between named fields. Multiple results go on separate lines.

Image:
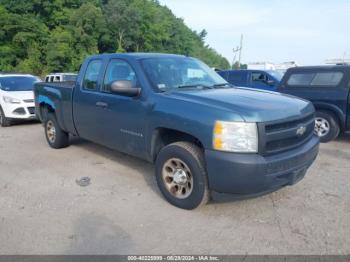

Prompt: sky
xmin=158 ymin=0 xmax=350 ymax=66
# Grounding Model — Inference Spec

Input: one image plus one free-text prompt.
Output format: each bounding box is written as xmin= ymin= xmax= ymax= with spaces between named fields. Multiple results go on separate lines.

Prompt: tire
xmin=0 ymin=106 xmax=11 ymax=127
xmin=155 ymin=141 xmax=210 ymax=210
xmin=44 ymin=113 xmax=69 ymax=149
xmin=315 ymin=110 xmax=340 ymax=143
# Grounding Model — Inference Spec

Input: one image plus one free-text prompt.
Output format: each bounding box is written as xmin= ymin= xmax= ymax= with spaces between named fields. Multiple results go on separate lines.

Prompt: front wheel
xmin=314 ymin=111 xmax=340 ymax=143
xmin=155 ymin=142 xmax=209 ymax=210
xmin=44 ymin=113 xmax=69 ymax=149
xmin=0 ymin=106 xmax=11 ymax=127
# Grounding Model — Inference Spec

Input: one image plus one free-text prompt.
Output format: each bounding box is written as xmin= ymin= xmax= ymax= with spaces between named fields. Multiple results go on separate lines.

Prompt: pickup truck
xmin=278 ymin=65 xmax=350 ymax=142
xmin=34 ymin=53 xmax=319 ymax=209
xmin=217 ymin=69 xmax=282 ymax=91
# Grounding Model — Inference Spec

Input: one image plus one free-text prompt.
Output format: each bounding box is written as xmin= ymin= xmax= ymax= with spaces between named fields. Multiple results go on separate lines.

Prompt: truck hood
xmin=2 ymin=91 xmax=34 ymax=101
xmin=168 ymin=87 xmax=313 ymax=122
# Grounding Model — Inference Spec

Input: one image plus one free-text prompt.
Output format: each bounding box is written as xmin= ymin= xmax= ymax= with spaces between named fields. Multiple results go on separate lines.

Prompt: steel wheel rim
xmin=46 ymin=120 xmax=56 ymax=143
xmin=162 ymin=158 xmax=193 ymax=199
xmin=314 ymin=117 xmax=330 ymax=137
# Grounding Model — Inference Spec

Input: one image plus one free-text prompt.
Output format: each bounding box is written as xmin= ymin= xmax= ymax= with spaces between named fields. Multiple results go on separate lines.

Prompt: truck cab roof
xmin=284 ymin=65 xmax=350 ymax=72
xmin=88 ymin=52 xmax=188 ymax=61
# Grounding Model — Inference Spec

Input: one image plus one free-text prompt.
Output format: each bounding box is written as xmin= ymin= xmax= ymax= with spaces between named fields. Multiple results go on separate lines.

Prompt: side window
xmin=45 ymin=77 xmax=49 ymax=82
xmin=83 ymin=60 xmax=103 ymax=91
xmin=50 ymin=76 xmax=54 ymax=82
xmin=54 ymin=76 xmax=60 ymax=82
xmin=287 ymin=72 xmax=343 ymax=87
xmin=229 ymin=72 xmax=247 ymax=85
xmin=287 ymin=73 xmax=315 ymax=86
xmin=103 ymin=59 xmax=137 ymax=92
xmin=252 ymin=72 xmax=268 ymax=84
xmin=310 ymin=72 xmax=343 ymax=86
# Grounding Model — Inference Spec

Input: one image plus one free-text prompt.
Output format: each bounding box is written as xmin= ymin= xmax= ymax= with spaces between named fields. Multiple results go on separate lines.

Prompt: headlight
xmin=213 ymin=121 xmax=258 ymax=153
xmin=3 ymin=96 xmax=21 ymax=104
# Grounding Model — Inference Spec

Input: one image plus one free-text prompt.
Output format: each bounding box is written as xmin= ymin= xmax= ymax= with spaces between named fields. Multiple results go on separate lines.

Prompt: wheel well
xmin=39 ymin=103 xmax=55 ymax=122
xmin=315 ymin=108 xmax=342 ymax=129
xmin=151 ymin=128 xmax=204 ymax=162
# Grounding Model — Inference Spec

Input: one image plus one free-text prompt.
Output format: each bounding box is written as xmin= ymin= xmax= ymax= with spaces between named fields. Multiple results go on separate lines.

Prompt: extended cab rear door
xmin=72 ymin=59 xmax=105 ymax=143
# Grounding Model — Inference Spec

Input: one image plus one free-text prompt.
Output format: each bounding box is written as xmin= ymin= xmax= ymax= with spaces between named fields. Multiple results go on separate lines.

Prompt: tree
xmin=0 ymin=0 xmax=231 ymax=75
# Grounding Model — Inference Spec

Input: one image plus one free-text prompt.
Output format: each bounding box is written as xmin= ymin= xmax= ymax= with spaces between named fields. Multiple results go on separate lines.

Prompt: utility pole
xmin=232 ymin=34 xmax=243 ymax=69
xmin=238 ymin=34 xmax=243 ymax=68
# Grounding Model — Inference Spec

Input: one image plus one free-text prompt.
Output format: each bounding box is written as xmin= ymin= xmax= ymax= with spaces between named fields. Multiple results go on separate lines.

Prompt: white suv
xmin=0 ymin=74 xmax=41 ymax=127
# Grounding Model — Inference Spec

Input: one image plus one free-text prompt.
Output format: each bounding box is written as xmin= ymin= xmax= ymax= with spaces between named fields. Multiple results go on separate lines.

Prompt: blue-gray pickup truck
xmin=34 ymin=53 xmax=319 ymax=209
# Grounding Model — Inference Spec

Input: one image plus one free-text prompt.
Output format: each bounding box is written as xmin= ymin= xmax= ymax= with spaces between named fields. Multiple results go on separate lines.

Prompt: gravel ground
xmin=0 ymin=122 xmax=349 ymax=255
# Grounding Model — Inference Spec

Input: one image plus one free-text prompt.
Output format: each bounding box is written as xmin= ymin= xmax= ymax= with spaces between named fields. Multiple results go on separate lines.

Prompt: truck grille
xmin=260 ymin=114 xmax=315 ymax=155
xmin=23 ymin=99 xmax=34 ymax=103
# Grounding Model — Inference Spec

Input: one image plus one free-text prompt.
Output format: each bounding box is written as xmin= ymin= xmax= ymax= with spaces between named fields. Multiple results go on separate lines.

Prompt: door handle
xmin=96 ymin=101 xmax=108 ymax=108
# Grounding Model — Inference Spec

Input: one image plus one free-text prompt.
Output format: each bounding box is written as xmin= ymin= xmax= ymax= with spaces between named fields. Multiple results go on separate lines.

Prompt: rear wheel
xmin=44 ymin=113 xmax=69 ymax=149
xmin=155 ymin=142 xmax=209 ymax=210
xmin=0 ymin=106 xmax=11 ymax=127
xmin=314 ymin=111 xmax=340 ymax=143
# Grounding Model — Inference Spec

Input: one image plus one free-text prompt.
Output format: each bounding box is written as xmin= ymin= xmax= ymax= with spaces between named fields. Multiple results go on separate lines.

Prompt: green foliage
xmin=232 ymin=62 xmax=248 ymax=70
xmin=0 ymin=0 xmax=230 ymax=75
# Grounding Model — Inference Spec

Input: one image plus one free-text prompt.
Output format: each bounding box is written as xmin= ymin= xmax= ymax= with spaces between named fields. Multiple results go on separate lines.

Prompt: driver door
xmin=97 ymin=59 xmax=148 ymax=158
xmin=251 ymin=72 xmax=274 ymax=91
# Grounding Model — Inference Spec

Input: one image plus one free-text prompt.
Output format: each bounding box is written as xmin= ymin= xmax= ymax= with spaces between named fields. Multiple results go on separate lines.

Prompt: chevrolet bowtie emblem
xmin=296 ymin=125 xmax=307 ymax=136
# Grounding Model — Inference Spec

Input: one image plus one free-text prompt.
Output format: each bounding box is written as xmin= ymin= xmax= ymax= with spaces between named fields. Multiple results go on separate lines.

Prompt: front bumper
xmin=205 ymin=135 xmax=319 ymax=195
xmin=2 ymin=102 xmax=36 ymax=120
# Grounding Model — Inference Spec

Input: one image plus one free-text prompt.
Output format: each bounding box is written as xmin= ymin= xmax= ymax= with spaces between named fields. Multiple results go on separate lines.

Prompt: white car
xmin=0 ymin=74 xmax=41 ymax=127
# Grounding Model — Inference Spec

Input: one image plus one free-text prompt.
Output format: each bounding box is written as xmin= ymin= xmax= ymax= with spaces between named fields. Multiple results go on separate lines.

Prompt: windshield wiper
xmin=212 ymin=83 xmax=233 ymax=88
xmin=176 ymin=84 xmax=214 ymax=89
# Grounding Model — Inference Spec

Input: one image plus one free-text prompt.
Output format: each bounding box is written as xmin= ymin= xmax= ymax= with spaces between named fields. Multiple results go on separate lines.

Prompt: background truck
xmin=45 ymin=73 xmax=77 ymax=83
xmin=217 ymin=69 xmax=282 ymax=91
xmin=278 ymin=65 xmax=350 ymax=142
xmin=34 ymin=53 xmax=319 ymax=209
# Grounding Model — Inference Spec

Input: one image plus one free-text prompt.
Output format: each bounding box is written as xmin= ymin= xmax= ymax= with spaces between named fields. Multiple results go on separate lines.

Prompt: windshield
xmin=142 ymin=57 xmax=229 ymax=91
xmin=0 ymin=76 xmax=40 ymax=91
xmin=267 ymin=70 xmax=283 ymax=81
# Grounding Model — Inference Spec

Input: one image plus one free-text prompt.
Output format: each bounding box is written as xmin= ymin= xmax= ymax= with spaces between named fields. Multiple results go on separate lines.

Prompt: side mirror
xmin=110 ymin=80 xmax=141 ymax=97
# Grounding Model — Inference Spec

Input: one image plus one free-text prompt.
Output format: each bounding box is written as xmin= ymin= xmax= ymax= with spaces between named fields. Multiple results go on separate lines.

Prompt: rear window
xmin=0 ymin=76 xmax=40 ymax=91
xmin=287 ymin=71 xmax=343 ymax=87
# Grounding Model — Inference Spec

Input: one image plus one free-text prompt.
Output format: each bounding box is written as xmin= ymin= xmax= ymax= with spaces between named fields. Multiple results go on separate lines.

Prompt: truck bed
xmin=34 ymin=81 xmax=76 ymax=134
